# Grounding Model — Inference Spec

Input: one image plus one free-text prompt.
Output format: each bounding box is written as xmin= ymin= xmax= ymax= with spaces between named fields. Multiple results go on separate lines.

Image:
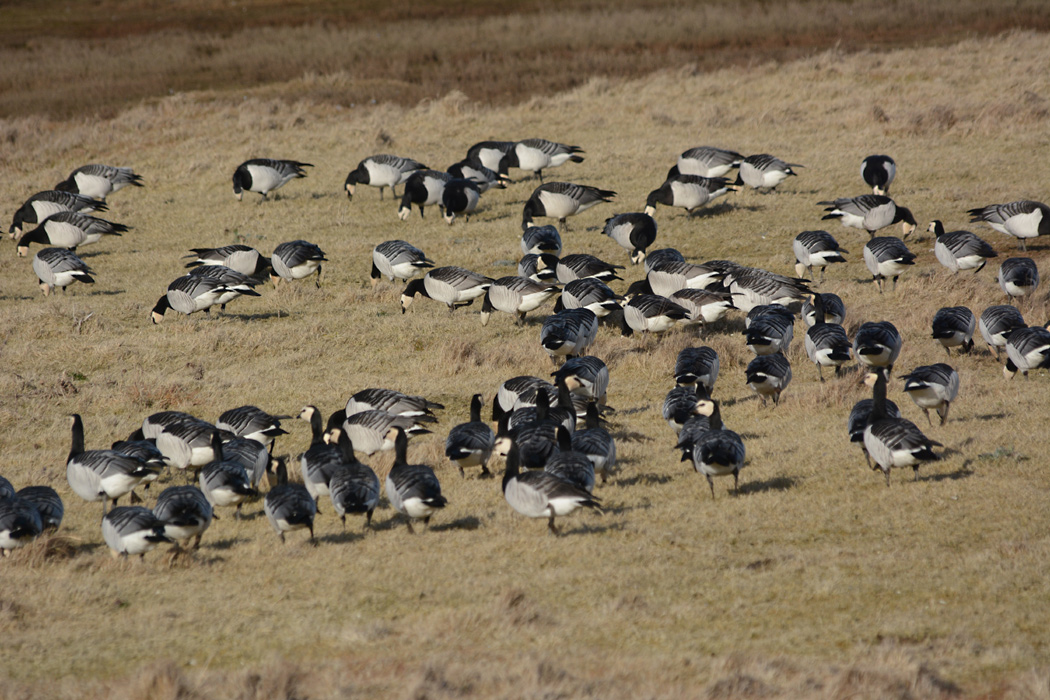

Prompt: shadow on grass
xmin=318 ymin=529 xmax=370 ymax=545
xmin=222 ymin=311 xmax=287 ymax=322
xmin=561 ymin=519 xmax=626 ymax=536
xmin=614 ymin=472 xmax=673 ymax=487
xmin=919 ymin=462 xmax=975 ymax=482
xmin=430 ymin=516 xmax=484 ymax=532
xmin=736 ymin=475 xmax=799 ymax=495
xmin=205 ymin=536 xmax=249 ymax=551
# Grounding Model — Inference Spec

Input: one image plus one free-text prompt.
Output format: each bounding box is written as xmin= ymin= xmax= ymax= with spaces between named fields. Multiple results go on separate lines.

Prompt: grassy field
xmin=1 ymin=8 xmax=1049 ymax=700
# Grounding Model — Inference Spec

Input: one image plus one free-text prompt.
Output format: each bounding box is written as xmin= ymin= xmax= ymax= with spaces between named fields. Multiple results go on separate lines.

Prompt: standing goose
xmin=341 ymin=410 xmax=432 ymax=456
xmin=150 ymin=274 xmax=256 ymax=323
xmin=32 ymin=248 xmax=94 ymax=296
xmin=928 ymin=221 xmax=997 ymax=273
xmin=481 ymin=276 xmax=560 ymax=326
xmin=998 ymin=257 xmax=1040 ymax=300
xmin=448 ymin=158 xmax=507 ymax=193
xmin=9 ymin=190 xmax=104 ymax=237
xmin=217 ymin=405 xmax=290 ymax=448
xmin=663 ymin=386 xmax=708 ymax=435
xmin=183 ymin=245 xmax=270 ymax=280
xmin=152 ymin=485 xmax=213 ymax=552
xmin=968 ymin=200 xmax=1049 ymax=251
xmin=298 ymin=405 xmax=349 ymax=504
xmin=498 ymin=391 xmax=563 ymax=469
xmin=674 ymin=347 xmax=720 ymax=391
xmin=521 ymin=225 xmax=563 ymax=256
xmin=745 ymin=353 xmax=792 ymax=406
xmin=55 ymin=164 xmax=144 ymax=199
xmin=1002 ymin=324 xmax=1050 ymax=379
xmin=556 ymin=278 xmax=623 ymax=317
xmin=556 ymin=253 xmax=624 ymax=284
xmin=861 ymin=155 xmax=896 ymax=195
xmin=507 ymin=379 xmax=576 ymax=435
xmin=371 ymin=240 xmax=435 ymax=289
xmin=232 ymin=159 xmax=311 ymax=200
xmin=345 ymin=388 xmax=443 ymax=421
xmin=793 ymin=230 xmax=848 ymax=284
xmin=328 ymin=429 xmax=380 ymax=529
xmin=270 ymin=239 xmax=327 ymax=288
xmin=743 ymin=306 xmax=795 ymax=356
xmin=570 ymin=402 xmax=617 ymax=483
xmin=521 ymin=182 xmax=617 ymax=230
xmin=400 ymin=266 xmax=494 ymax=313
xmin=445 ymin=394 xmax=496 ymax=477
xmin=931 ymin=306 xmax=976 ymax=355
xmin=15 ymin=486 xmax=63 ymax=531
xmin=466 ymin=141 xmax=515 ymax=177
xmin=501 ymin=440 xmax=601 ymax=535
xmin=804 ymin=293 xmax=852 ymax=381
xmin=848 ymin=397 xmax=901 ymax=468
xmin=552 ymin=356 xmax=609 ymax=405
xmin=602 ymin=212 xmax=657 ymax=264
xmin=385 ymin=428 xmax=446 ymax=533
xmin=345 ymin=154 xmax=427 ymax=200
xmin=802 ymin=292 xmax=845 ymax=327
xmin=688 ymin=398 xmax=746 ymax=498
xmin=902 ymin=364 xmax=960 ymax=426
xmin=979 ymin=305 xmax=1026 ymax=359
xmin=863 ymin=236 xmax=916 ymax=292
xmin=441 ymin=178 xmax=482 ymax=224
xmin=102 ymin=506 xmax=171 ymax=559
xmin=544 ymin=427 xmax=596 ymax=493
xmin=540 ymin=308 xmax=599 ymax=364
xmin=644 ymin=175 xmax=735 ymax=216
xmin=264 ymin=459 xmax=317 ymax=544
xmin=16 ymin=211 xmax=126 ymax=257
xmin=198 ymin=433 xmax=256 ymax=518
xmin=820 ymin=195 xmax=917 ymax=238
xmin=668 ymin=146 xmax=744 ymax=179
xmin=862 ymin=369 xmax=942 ymax=485
xmin=853 ymin=321 xmax=903 ymax=373
xmin=396 ymin=169 xmax=453 ymax=220
xmin=67 ymin=415 xmax=155 ymax=516
xmin=735 ymin=154 xmax=801 ymax=191
xmin=0 ymin=497 xmax=43 ymax=555
xmin=505 ymin=139 xmax=584 ymax=182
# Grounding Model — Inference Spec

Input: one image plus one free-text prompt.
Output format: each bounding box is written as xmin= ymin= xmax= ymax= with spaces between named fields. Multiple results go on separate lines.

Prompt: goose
xmin=998 ymin=257 xmax=1039 ymax=299
xmin=9 ymin=190 xmax=104 ymax=237
xmin=445 ymin=394 xmax=496 ymax=477
xmin=602 ymin=212 xmax=657 ymax=264
xmin=491 ymin=376 xmax=556 ymax=423
xmin=55 ymin=164 xmax=144 ymax=199
xmin=198 ymin=434 xmax=256 ymax=518
xmin=804 ymin=293 xmax=852 ymax=381
xmin=552 ymin=356 xmax=609 ymax=404
xmin=346 ymin=388 xmax=442 ymax=421
xmin=465 ymin=140 xmax=515 ymax=177
xmin=555 ymin=278 xmax=623 ymax=317
xmin=150 ymin=415 xmax=233 ymax=474
xmin=270 ymin=239 xmax=327 ymax=287
xmin=183 ymin=245 xmax=270 ymax=279
xmin=645 ymin=259 xmax=721 ymax=296
xmin=67 ymin=415 xmax=156 ymax=516
xmin=0 ymin=476 xmax=12 ymax=499
xmin=670 ymin=288 xmax=735 ymax=331
xmin=216 ymin=405 xmax=290 ymax=447
xmin=136 ymin=411 xmax=199 ymax=440
xmin=718 ymin=264 xmax=810 ymax=312
xmin=400 ymin=266 xmax=494 ymax=313
xmin=385 ymin=428 xmax=446 ymax=533
xmin=328 ymin=429 xmax=381 ymax=528
xmin=847 ymin=397 xmax=901 ymax=467
xmin=540 ymin=308 xmax=599 ymax=363
xmin=521 ymin=182 xmax=617 ymax=230
xmin=864 ymin=236 xmax=916 ymax=292
xmin=644 ymin=175 xmax=735 ymax=216
xmin=862 ymin=368 xmax=941 ymax=485
xmin=675 ymin=414 xmax=712 ymax=463
xmin=447 ymin=157 xmax=507 ymax=193
xmin=928 ymin=221 xmax=997 ymax=273
xmin=853 ymin=321 xmax=903 ymax=372
xmin=150 ymin=274 xmax=256 ymax=323
xmin=644 ymin=248 xmax=686 ymax=274
xmin=341 ymin=410 xmax=432 ymax=456
xmin=743 ymin=307 xmax=794 ymax=356
xmin=688 ymin=398 xmax=746 ymax=498
xmin=1002 ymin=324 xmax=1050 ymax=379
xmin=556 ymin=253 xmax=624 ymax=284
xmin=735 ymin=154 xmax=801 ymax=191
xmin=102 ymin=506 xmax=171 ymax=559
xmin=187 ymin=264 xmax=264 ymax=311
xmin=441 ymin=178 xmax=481 ymax=224
xmin=861 ymin=155 xmax=896 ymax=195
xmin=152 ymin=485 xmax=213 ymax=551
xmin=371 ymin=240 xmax=435 ymax=288
xmin=297 ymin=406 xmax=349 ymax=505
xmin=674 ymin=346 xmax=720 ymax=391
xmin=345 ymin=154 xmax=427 ymax=200
xmin=931 ymin=306 xmax=976 ymax=355
xmin=663 ymin=385 xmax=708 ymax=434
xmin=481 ymin=276 xmax=560 ymax=326
xmin=978 ymin=305 xmax=1026 ymax=359
xmin=232 ymin=159 xmax=311 ymax=200
xmin=264 ymin=459 xmax=316 ymax=544
xmin=500 ymin=439 xmax=601 ymax=535
xmin=570 ymin=402 xmax=616 ymax=483
xmin=505 ymin=139 xmax=584 ymax=182
xmin=16 ymin=211 xmax=126 ymax=256
xmin=519 ymin=253 xmax=560 ymax=283
xmin=0 ymin=496 xmax=43 ymax=555
xmin=32 ymin=248 xmax=94 ymax=296
xmin=521 ymin=225 xmax=563 ymax=256
xmin=793 ymin=230 xmax=848 ymax=284
xmin=819 ymin=195 xmax=917 ymax=238
xmin=668 ymin=146 xmax=744 ymax=179
xmin=968 ymin=200 xmax=1049 ymax=251
xmin=802 ymin=292 xmax=845 ymax=327
xmin=110 ymin=438 xmax=167 ymax=495
xmin=746 ymin=353 xmax=792 ymax=406
xmin=397 ymin=169 xmax=453 ymax=220
xmin=15 ymin=486 xmax=63 ymax=531
xmin=498 ymin=391 xmax=562 ymax=469
xmin=220 ymin=437 xmax=272 ymax=490
xmin=507 ymin=379 xmax=576 ymax=435
xmin=544 ymin=427 xmax=596 ymax=493
xmin=901 ymin=363 xmax=960 ymax=426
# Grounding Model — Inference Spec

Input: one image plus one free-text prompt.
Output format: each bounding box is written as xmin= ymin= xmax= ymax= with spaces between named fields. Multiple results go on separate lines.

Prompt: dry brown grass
xmin=0 ymin=21 xmax=1049 ymax=700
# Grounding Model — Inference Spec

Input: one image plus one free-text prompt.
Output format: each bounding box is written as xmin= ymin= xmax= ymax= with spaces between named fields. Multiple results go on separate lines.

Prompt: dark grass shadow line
xmin=736 ymin=475 xmax=799 ymax=495
xmin=600 ymin=501 xmax=651 ymax=516
xmin=560 ymin=519 xmax=627 ymax=536
xmin=428 ymin=516 xmax=483 ymax=532
xmin=85 ymin=289 xmax=124 ymax=297
xmin=918 ymin=465 xmax=975 ymax=483
xmin=685 ymin=201 xmax=739 ymax=219
xmin=0 ymin=294 xmax=36 ymax=301
xmin=203 ymin=536 xmax=249 ymax=551
xmin=973 ymin=412 xmax=1007 ymax=422
xmin=220 ymin=311 xmax=288 ymax=322
xmin=613 ymin=472 xmax=674 ymax=487
xmin=318 ymin=529 xmax=370 ymax=545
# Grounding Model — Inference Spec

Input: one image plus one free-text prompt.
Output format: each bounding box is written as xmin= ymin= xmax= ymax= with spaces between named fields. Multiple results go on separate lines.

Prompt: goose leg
xmin=706 ymin=475 xmax=715 ymax=499
xmin=546 ymin=510 xmax=560 ymax=536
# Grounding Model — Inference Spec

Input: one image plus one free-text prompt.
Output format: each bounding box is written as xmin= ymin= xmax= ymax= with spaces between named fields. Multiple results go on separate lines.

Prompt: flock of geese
xmin=2 ymin=137 xmax=1049 ymax=562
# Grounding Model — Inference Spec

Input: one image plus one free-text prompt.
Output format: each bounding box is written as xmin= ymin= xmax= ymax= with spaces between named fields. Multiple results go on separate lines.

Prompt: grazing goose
xmin=32 ymin=248 xmax=94 ymax=296
xmin=152 ymin=485 xmax=213 ymax=552
xmin=968 ymin=200 xmax=1049 ymax=251
xmin=216 ymin=405 xmax=290 ymax=448
xmin=371 ymin=240 xmax=435 ymax=288
xmin=861 ymin=155 xmax=896 ymax=195
xmin=220 ymin=437 xmax=271 ymax=490
xmin=644 ymin=248 xmax=686 ymax=274
xmin=102 ymin=506 xmax=171 ymax=559
xmin=55 ymin=164 xmax=143 ymax=199
xmin=793 ymin=230 xmax=848 ymax=284
xmin=16 ymin=211 xmax=126 ymax=257
xmin=481 ymin=276 xmax=560 ymax=326
xmin=668 ymin=146 xmax=744 ymax=179
xmin=346 ymin=388 xmax=442 ymax=421
xmin=385 ymin=428 xmax=446 ymax=533
xmin=15 ymin=486 xmax=63 ymax=531
xmin=819 ymin=195 xmax=917 ymax=238
xmin=663 ymin=386 xmax=708 ymax=435
xmin=645 ymin=259 xmax=721 ymax=297
xmin=804 ymin=293 xmax=852 ymax=381
xmin=998 ymin=257 xmax=1039 ymax=300
xmin=1002 ymin=324 xmax=1050 ymax=379
xmin=735 ymin=154 xmax=801 ymax=191
xmin=556 ymin=277 xmax=622 ymax=317
xmin=746 ymin=353 xmax=792 ymax=406
xmin=928 ymin=221 xmax=997 ymax=273
xmin=671 ymin=288 xmax=735 ymax=331
xmin=150 ymin=274 xmax=256 ymax=323
xmin=931 ymin=306 xmax=976 ymax=355
xmin=864 ymin=236 xmax=916 ymax=292
xmin=540 ymin=308 xmax=599 ymax=364
xmin=552 ymin=356 xmax=609 ymax=404
xmin=544 ymin=427 xmax=596 ymax=493
xmin=848 ymin=397 xmax=901 ymax=468
xmin=519 ymin=253 xmax=560 ymax=283
xmin=644 ymin=175 xmax=735 ymax=216
xmin=718 ymin=263 xmax=810 ymax=312
xmin=602 ymin=212 xmax=657 ymax=264
xmin=979 ymin=305 xmax=1026 ymax=359
xmin=507 ymin=378 xmax=576 ymax=435
xmin=445 ymin=394 xmax=497 ymax=477
xmin=401 ymin=266 xmax=493 ymax=313
xmin=341 ymin=410 xmax=431 ymax=456
xmin=345 ymin=154 xmax=427 ymax=200
xmin=232 ymin=159 xmax=311 ymax=200
xmin=501 ymin=439 xmax=601 ymax=535
xmin=110 ymin=438 xmax=166 ymax=498
xmin=521 ymin=182 xmax=617 ymax=230
xmin=183 ymin=245 xmax=270 ymax=279
xmin=902 ymin=364 xmax=960 ymax=426
xmin=505 ymin=139 xmax=584 ymax=182
xmin=148 ymin=414 xmax=229 ymax=473
xmin=556 ymin=253 xmax=624 ymax=284
xmin=9 ymin=190 xmax=104 ymax=237
xmin=571 ymin=402 xmax=616 ymax=483
xmin=441 ymin=178 xmax=482 ymax=224
xmin=264 ymin=459 xmax=316 ymax=544
xmin=688 ymin=398 xmax=746 ymax=498
xmin=187 ymin=264 xmax=264 ymax=311
xmin=67 ymin=415 xmax=156 ymax=516
xmin=521 ymin=225 xmax=563 ymax=256
xmin=491 ymin=376 xmax=556 ymax=423
xmin=853 ymin=321 xmax=903 ymax=373
xmin=802 ymin=292 xmax=845 ymax=327
xmin=743 ymin=306 xmax=795 ymax=356
xmin=328 ymin=430 xmax=380 ymax=528
xmin=397 ymin=169 xmax=453 ymax=220
xmin=448 ymin=158 xmax=507 ymax=192
xmin=0 ymin=497 xmax=43 ymax=555
xmin=863 ymin=369 xmax=941 ymax=485
xmin=198 ymin=434 xmax=256 ymax=518
xmin=270 ymin=239 xmax=327 ymax=287
xmin=466 ymin=140 xmax=515 ymax=177
xmin=674 ymin=347 xmax=720 ymax=391
xmin=136 ymin=411 xmax=198 ymax=441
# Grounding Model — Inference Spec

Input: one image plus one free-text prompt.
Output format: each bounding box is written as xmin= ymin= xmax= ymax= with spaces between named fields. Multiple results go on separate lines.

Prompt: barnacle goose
xmin=928 ymin=221 xmax=997 ymax=273
xmin=645 ymin=259 xmax=721 ymax=297
xmin=544 ymin=427 xmax=596 ymax=493
xmin=853 ymin=321 xmax=903 ymax=373
xmin=743 ymin=306 xmax=795 ymax=356
xmin=16 ymin=211 xmax=126 ymax=257
xmin=804 ymin=293 xmax=852 ymax=381
xmin=552 ymin=356 xmax=609 ymax=404
xmin=15 ymin=486 xmax=63 ymax=531
xmin=505 ymin=139 xmax=584 ymax=182
xmin=860 ymin=155 xmax=896 ymax=195
xmin=187 ymin=264 xmax=264 ymax=311
xmin=570 ymin=402 xmax=617 ymax=483
xmin=716 ymin=262 xmax=810 ymax=312
xmin=621 ymin=293 xmax=690 ymax=336
xmin=555 ymin=278 xmax=623 ymax=317
xmin=978 ymin=305 xmax=1026 ymax=359
xmin=151 ymin=273 xmax=257 ymax=323
xmin=688 ymin=398 xmax=746 ymax=498
xmin=1002 ymin=323 xmax=1050 ymax=379
xmin=663 ymin=385 xmax=708 ymax=435
xmin=466 ymin=141 xmax=514 ymax=177
xmin=644 ymin=175 xmax=735 ymax=216
xmin=145 ymin=413 xmax=229 ymax=473
xmin=328 ymin=429 xmax=380 ymax=529
xmin=397 ymin=169 xmax=453 ymax=220
xmin=0 ymin=476 xmax=12 ymax=500
xmin=793 ymin=230 xmax=848 ymax=284
xmin=270 ymin=239 xmax=327 ymax=287
xmin=32 ymin=248 xmax=94 ymax=296
xmin=55 ymin=164 xmax=143 ymax=200
xmin=481 ymin=276 xmax=560 ymax=326
xmin=345 ymin=154 xmax=426 ymax=200
xmin=746 ymin=353 xmax=792 ymax=406
xmin=400 ymin=266 xmax=493 ymax=313
xmin=819 ymin=195 xmax=917 ymax=238
xmin=441 ymin=178 xmax=481 ymax=224
xmin=345 ymin=389 xmax=442 ymax=421
xmin=67 ymin=415 xmax=156 ymax=516
xmin=501 ymin=439 xmax=601 ymax=535
xmin=198 ymin=433 xmax=256 ymax=518
xmin=447 ymin=157 xmax=507 ymax=192
xmin=540 ymin=308 xmax=599 ymax=364
xmin=491 ymin=375 xmax=556 ymax=424
xmin=218 ymin=438 xmax=271 ymax=490
xmin=385 ymin=428 xmax=446 ymax=533
xmin=674 ymin=347 xmax=720 ymax=391
xmin=863 ymin=369 xmax=941 ymax=485
xmin=341 ymin=410 xmax=432 ymax=456
xmin=183 ymin=245 xmax=270 ymax=280
xmin=521 ymin=225 xmax=563 ymax=256
xmin=0 ymin=496 xmax=43 ymax=555
xmin=735 ymin=154 xmax=801 ymax=191
xmin=152 ymin=485 xmax=213 ymax=552
xmin=507 ymin=377 xmax=576 ymax=435
xmin=671 ymin=288 xmax=735 ymax=331
xmin=102 ymin=506 xmax=171 ymax=559
xmin=968 ymin=200 xmax=1049 ymax=251
xmin=298 ymin=406 xmax=350 ymax=505
xmin=644 ymin=248 xmax=686 ymax=274
xmin=217 ymin=405 xmax=289 ymax=448
xmin=556 ymin=253 xmax=624 ymax=284
xmin=519 ymin=253 xmax=560 ymax=283
xmin=668 ymin=146 xmax=743 ymax=179
xmin=848 ymin=397 xmax=901 ymax=468
xmin=521 ymin=182 xmax=616 ymax=230
xmin=264 ymin=459 xmax=316 ymax=544
xmin=931 ymin=307 xmax=976 ymax=355
xmin=371 ymin=240 xmax=435 ymax=288
xmin=9 ymin=190 xmax=104 ymax=237
xmin=445 ymin=394 xmax=496 ymax=477
xmin=602 ymin=212 xmax=657 ymax=264
xmin=863 ymin=236 xmax=916 ymax=292
xmin=802 ymin=292 xmax=845 ymax=327
xmin=998 ymin=257 xmax=1039 ymax=299
xmin=902 ymin=364 xmax=960 ymax=426
xmin=232 ymin=159 xmax=311 ymax=200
